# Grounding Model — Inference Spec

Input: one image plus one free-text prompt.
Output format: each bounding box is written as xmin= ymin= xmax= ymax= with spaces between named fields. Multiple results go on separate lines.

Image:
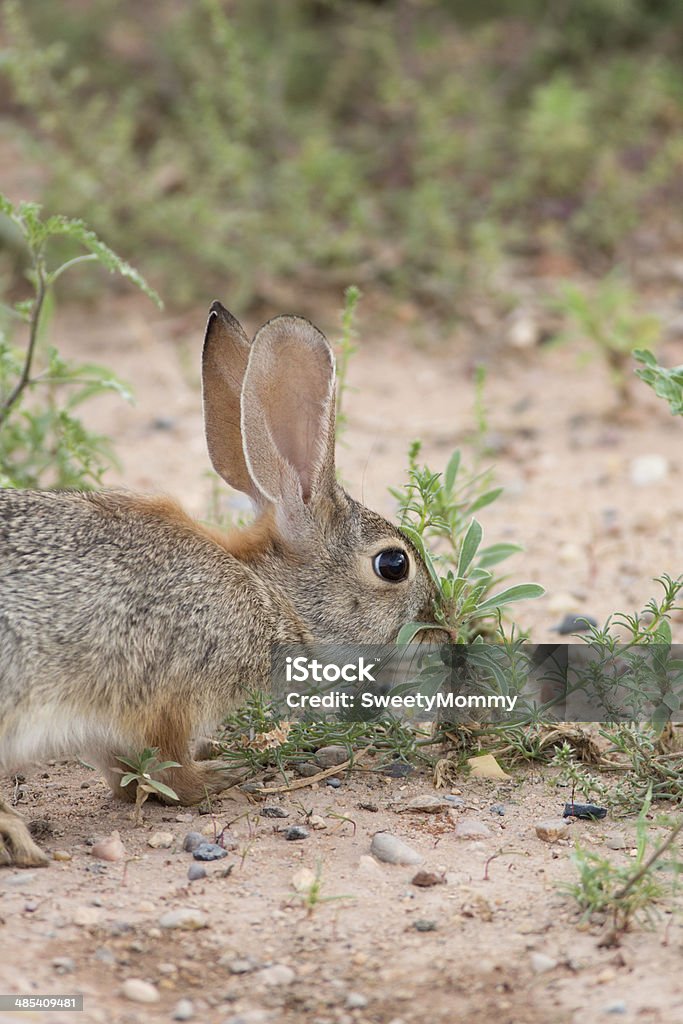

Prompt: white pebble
xmin=122 ymin=978 xmax=160 ymax=1004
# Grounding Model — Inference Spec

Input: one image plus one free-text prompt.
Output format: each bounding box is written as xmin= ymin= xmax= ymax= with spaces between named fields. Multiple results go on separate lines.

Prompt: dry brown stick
xmin=253 ymin=745 xmax=374 ymax=795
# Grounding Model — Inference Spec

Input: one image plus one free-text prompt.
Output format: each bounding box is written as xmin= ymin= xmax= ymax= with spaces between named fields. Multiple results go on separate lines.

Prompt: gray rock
xmin=313 ymin=745 xmax=348 ymax=768
xmin=259 ymin=806 xmax=289 ymax=818
xmin=295 ymin=762 xmax=320 ymax=778
xmin=182 ymin=832 xmax=204 ymax=853
xmin=284 ymin=826 xmax=309 ymax=841
xmin=346 ymin=992 xmax=368 ymax=1009
xmin=187 ymin=863 xmax=207 ymax=882
xmin=370 ymin=832 xmax=423 ymax=866
xmin=172 ymin=998 xmax=195 ymax=1021
xmin=326 ymin=777 xmax=342 ymax=788
xmin=413 ymin=919 xmax=437 ymax=932
xmin=193 ymin=842 xmax=228 ymax=861
xmin=603 ymin=1001 xmax=627 ymax=1015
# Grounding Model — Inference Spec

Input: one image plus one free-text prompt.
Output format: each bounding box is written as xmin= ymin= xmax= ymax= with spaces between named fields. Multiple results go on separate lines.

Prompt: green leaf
xmin=457 ymin=518 xmax=483 ymax=578
xmin=146 ymin=779 xmax=180 ymax=801
xmin=396 ymin=621 xmax=438 ymax=645
xmin=444 ymin=450 xmax=460 ymax=492
xmin=473 ymin=583 xmax=545 ymax=616
xmin=118 ymin=773 xmax=138 ymax=787
xmin=468 ymin=487 xmax=503 ymax=514
xmin=400 ymin=524 xmax=442 ymax=590
xmin=477 ymin=542 xmax=522 ymax=568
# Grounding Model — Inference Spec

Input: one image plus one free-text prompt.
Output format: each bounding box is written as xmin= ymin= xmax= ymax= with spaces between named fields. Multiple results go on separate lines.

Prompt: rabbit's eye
xmin=373 ymin=548 xmax=409 ymax=582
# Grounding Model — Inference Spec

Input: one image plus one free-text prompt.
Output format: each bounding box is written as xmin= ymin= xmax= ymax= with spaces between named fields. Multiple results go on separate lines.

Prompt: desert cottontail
xmin=0 ymin=303 xmax=437 ymax=866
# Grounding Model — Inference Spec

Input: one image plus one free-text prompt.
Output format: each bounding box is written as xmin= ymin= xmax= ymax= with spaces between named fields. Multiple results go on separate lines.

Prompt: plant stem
xmin=0 ymin=261 xmax=47 ymax=427
xmin=613 ymin=815 xmax=683 ymax=901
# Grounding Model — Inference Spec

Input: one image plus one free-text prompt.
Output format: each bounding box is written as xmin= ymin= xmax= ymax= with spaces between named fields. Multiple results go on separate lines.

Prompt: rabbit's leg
xmin=0 ymin=796 xmax=49 ymax=868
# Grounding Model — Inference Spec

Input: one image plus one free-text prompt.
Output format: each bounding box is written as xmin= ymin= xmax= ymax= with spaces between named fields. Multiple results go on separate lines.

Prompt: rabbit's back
xmin=0 ymin=489 xmax=295 ymax=767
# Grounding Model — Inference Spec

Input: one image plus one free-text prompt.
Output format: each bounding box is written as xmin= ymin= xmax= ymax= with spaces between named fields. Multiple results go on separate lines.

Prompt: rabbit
xmin=0 ymin=302 xmax=438 ymax=867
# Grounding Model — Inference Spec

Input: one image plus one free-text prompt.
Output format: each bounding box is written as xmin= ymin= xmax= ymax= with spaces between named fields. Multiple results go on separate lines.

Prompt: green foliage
xmin=216 ymin=690 xmax=433 ymax=773
xmin=112 ymin=747 xmax=181 ymax=824
xmin=634 ymin=349 xmax=683 ymax=416
xmin=565 ymin=787 xmax=683 ymax=931
xmin=0 ymin=192 xmax=159 ymax=488
xmin=550 ymin=273 xmax=661 ymax=404
xmin=390 ymin=442 xmax=543 ymax=641
xmin=4 ymin=1 xmax=683 ymax=309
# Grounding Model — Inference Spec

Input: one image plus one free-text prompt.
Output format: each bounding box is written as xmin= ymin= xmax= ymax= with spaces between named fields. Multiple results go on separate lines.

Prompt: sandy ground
xmin=1 ymin=294 xmax=682 ymax=1023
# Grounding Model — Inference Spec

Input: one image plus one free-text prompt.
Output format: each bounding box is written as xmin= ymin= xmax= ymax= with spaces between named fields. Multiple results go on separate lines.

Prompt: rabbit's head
xmin=202 ymin=303 xmax=438 ymax=644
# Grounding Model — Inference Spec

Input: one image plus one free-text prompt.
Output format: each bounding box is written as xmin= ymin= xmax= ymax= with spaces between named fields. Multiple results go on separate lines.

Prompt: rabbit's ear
xmin=241 ymin=315 xmax=336 ymax=520
xmin=202 ymin=302 xmax=263 ymax=505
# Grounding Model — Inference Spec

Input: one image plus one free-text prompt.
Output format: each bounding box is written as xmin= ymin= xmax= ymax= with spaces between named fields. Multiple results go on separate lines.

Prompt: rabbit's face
xmin=270 ymin=488 xmax=439 ymax=645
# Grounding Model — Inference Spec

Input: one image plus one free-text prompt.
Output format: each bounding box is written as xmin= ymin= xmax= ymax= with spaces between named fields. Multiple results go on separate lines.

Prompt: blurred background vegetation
xmin=1 ymin=0 xmax=683 ymax=319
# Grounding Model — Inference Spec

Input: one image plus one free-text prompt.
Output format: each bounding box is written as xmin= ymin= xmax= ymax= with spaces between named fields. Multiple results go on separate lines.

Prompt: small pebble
xmin=182 ymin=832 xmax=204 ymax=852
xmin=295 ymin=763 xmax=321 ymax=778
xmin=411 ymin=871 xmax=444 ymax=888
xmin=454 ymin=818 xmax=492 ymax=840
xmin=605 ymin=834 xmax=627 ymax=851
xmin=346 ymin=993 xmax=368 ymax=1009
xmin=444 ymin=795 xmax=465 ymax=807
xmin=193 ymin=842 xmax=228 ymax=861
xmin=72 ymin=906 xmax=102 ymax=927
xmin=52 ymin=850 xmax=72 ymax=861
xmin=535 ymin=819 xmax=569 ymax=843
xmin=52 ymin=957 xmax=75 ymax=975
xmin=530 ymin=952 xmax=557 ymax=974
xmin=148 ymin=831 xmax=174 ymax=849
xmin=284 ymin=826 xmax=309 ymax=841
xmin=370 ymin=832 xmax=423 ymax=866
xmin=91 ymin=830 xmax=126 ymax=862
xmin=187 ymin=863 xmax=207 ymax=882
xmin=158 ymin=908 xmax=208 ymax=931
xmin=313 ymin=745 xmax=348 ymax=768
xmin=122 ymin=978 xmax=160 ymax=1004
xmin=382 ymin=762 xmax=413 ymax=778
xmin=260 ymin=807 xmax=289 ymax=818
xmin=259 ymin=964 xmax=295 ymax=986
xmin=630 ymin=454 xmax=668 ymax=486
xmin=603 ymin=1001 xmax=627 ymax=1015
xmin=554 ymin=613 xmax=598 ymax=635
xmin=172 ymin=997 xmax=195 ymax=1021
xmin=490 ymin=804 xmax=506 ymax=816
xmin=225 ymin=958 xmax=255 ymax=975
xmin=399 ymin=795 xmax=450 ymax=814
xmin=309 ymin=815 xmax=327 ymax=830
xmin=413 ymin=919 xmax=437 ymax=932
xmin=563 ymin=803 xmax=607 ymax=821
xmin=326 ymin=777 xmax=342 ymax=788
xmin=94 ymin=946 xmax=116 ymax=964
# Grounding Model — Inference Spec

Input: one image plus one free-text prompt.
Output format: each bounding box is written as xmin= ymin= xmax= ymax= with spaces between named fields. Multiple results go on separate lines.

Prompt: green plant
xmin=215 ymin=690 xmax=436 ymax=776
xmin=634 ymin=349 xmax=683 ymax=416
xmin=391 ymin=442 xmax=543 ymax=642
xmin=565 ymin=786 xmax=683 ymax=931
xmin=550 ymin=273 xmax=661 ymax=406
xmin=551 ymin=740 xmax=609 ymax=805
xmin=111 ymin=747 xmax=181 ymax=825
xmin=0 ymin=192 xmax=160 ymax=488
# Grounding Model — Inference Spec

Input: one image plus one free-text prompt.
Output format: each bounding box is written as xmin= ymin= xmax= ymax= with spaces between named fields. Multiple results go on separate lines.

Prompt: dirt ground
xmin=1 ymin=294 xmax=682 ymax=1024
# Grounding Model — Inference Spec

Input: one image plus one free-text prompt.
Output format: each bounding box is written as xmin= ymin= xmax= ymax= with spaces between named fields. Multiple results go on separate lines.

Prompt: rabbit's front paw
xmin=0 ymin=798 xmax=50 ymax=868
